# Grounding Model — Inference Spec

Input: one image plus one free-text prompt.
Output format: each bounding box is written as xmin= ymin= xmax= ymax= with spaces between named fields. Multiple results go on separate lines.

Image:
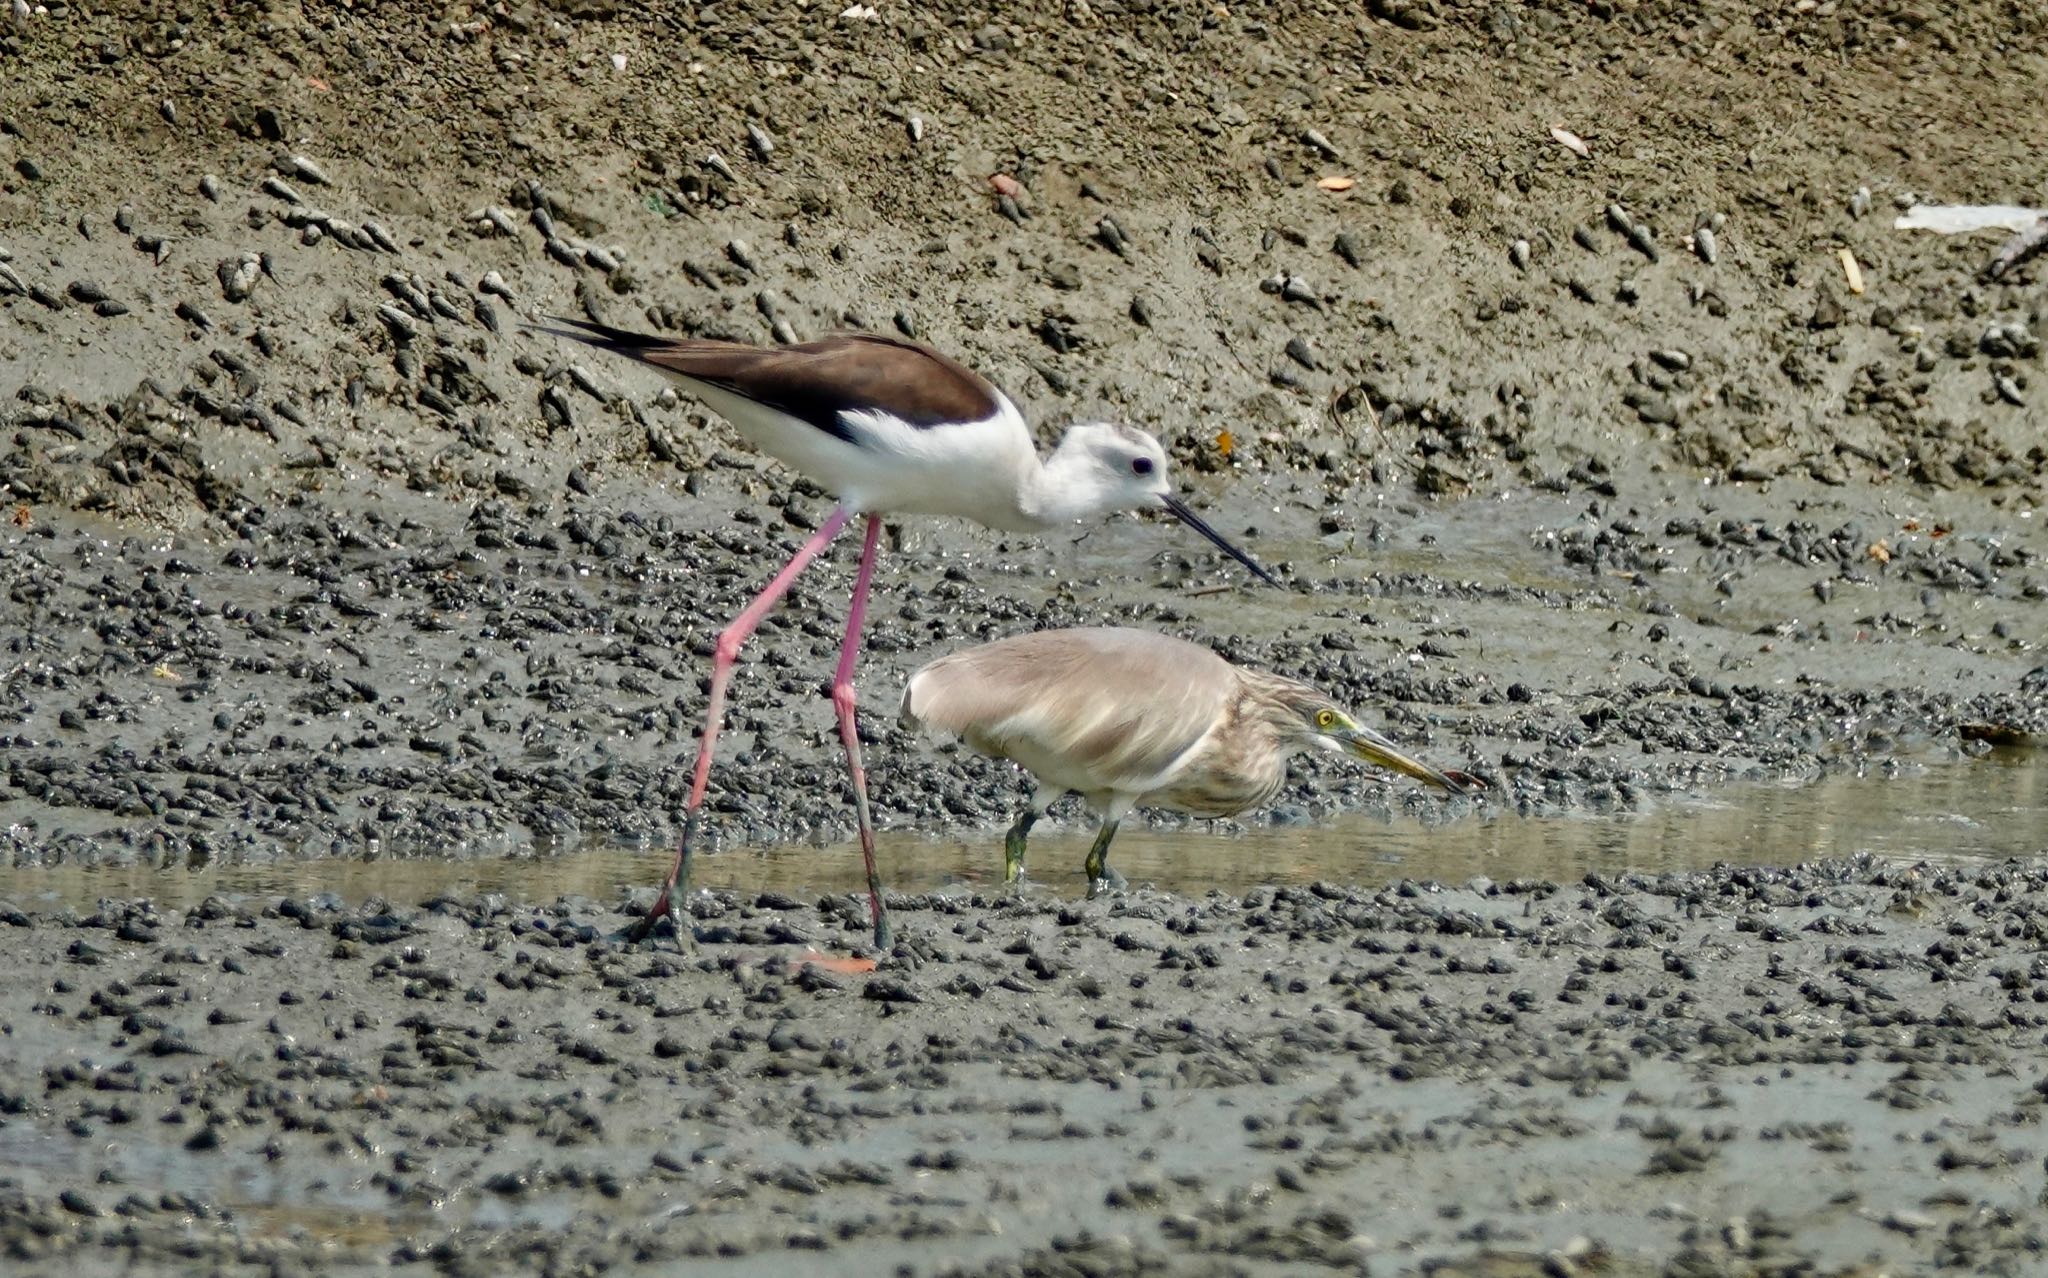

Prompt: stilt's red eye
xmin=1131 ymin=457 xmax=1154 ymax=476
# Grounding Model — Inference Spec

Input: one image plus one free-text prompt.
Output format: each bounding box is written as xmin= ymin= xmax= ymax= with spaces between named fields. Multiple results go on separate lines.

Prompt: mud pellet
xmin=260 ymin=176 xmax=301 ymax=205
xmin=377 ymin=304 xmax=419 ymax=342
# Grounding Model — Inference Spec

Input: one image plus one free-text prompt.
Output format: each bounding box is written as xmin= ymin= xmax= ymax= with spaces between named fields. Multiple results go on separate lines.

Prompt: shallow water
xmin=3 ymin=753 xmax=2040 ymax=911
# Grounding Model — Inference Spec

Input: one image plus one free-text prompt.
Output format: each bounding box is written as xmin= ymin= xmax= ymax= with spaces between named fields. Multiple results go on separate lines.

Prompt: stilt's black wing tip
xmin=526 ymin=315 xmax=664 ymax=352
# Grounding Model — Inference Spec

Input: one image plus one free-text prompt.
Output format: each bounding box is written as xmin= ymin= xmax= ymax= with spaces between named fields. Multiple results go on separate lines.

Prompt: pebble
xmin=278 ymin=153 xmax=330 ymax=186
xmin=907 ymin=114 xmax=925 ymax=143
xmin=1510 ymin=238 xmax=1530 ymax=270
xmin=746 ymin=122 xmax=775 ymax=160
xmin=1332 ymin=232 xmax=1362 ymax=268
xmin=1692 ymin=225 xmax=1718 ymax=265
xmin=726 ymin=239 xmax=755 ymax=271
xmin=704 ymin=151 xmax=737 ymax=182
xmin=1992 ymin=374 xmax=2025 ymax=406
xmin=216 ymin=254 xmax=261 ymax=302
xmin=1097 ymin=216 xmax=1130 ymax=257
xmin=260 ymin=176 xmax=302 ymax=205
xmin=479 ymin=206 xmax=520 ymax=238
xmin=198 ymin=174 xmax=220 ymax=201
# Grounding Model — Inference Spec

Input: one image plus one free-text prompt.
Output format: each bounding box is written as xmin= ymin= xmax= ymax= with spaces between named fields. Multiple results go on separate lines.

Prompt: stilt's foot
xmin=624 ymin=889 xmax=694 ymax=950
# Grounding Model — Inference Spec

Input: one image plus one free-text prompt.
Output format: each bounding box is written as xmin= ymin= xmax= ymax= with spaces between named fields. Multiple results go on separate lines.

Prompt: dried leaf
xmin=1315 ymin=176 xmax=1356 ymax=192
xmin=1215 ymin=430 xmax=1234 ymax=458
xmin=1839 ymin=247 xmax=1865 ymax=295
xmin=788 ymin=950 xmax=878 ymax=976
xmin=1867 ymin=539 xmax=1891 ymax=564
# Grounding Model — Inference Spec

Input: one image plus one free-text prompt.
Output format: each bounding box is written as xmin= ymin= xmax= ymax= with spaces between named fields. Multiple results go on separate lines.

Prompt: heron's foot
xmin=1002 ymin=811 xmax=1037 ymax=886
xmin=1084 ymin=866 xmax=1127 ymax=900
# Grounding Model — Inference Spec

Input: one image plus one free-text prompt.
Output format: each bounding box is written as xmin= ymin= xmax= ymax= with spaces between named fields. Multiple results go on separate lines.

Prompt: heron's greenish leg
xmin=1083 ymin=819 xmax=1123 ymax=900
xmin=1003 ymin=808 xmax=1038 ymax=884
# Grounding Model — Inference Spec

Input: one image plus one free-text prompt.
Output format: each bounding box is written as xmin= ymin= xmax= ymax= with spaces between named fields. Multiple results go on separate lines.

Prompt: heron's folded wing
xmin=901 ymin=629 xmax=1235 ymax=787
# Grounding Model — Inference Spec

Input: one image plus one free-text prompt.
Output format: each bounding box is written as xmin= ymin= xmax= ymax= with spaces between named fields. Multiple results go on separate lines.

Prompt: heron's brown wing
xmin=900 ymin=628 xmax=1239 ymax=791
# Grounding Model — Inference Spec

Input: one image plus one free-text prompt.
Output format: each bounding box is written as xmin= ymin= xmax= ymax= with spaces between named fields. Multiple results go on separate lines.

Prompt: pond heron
xmin=901 ymin=627 xmax=1472 ymax=895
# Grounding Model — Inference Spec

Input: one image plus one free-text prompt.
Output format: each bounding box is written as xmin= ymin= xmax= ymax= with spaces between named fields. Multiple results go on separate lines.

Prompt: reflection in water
xmin=3 ymin=755 xmax=2042 ymax=911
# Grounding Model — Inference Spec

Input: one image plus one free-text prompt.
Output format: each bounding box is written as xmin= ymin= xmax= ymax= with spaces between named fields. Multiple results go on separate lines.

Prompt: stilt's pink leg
xmin=634 ymin=505 xmax=854 ymax=941
xmin=831 ymin=514 xmax=890 ymax=948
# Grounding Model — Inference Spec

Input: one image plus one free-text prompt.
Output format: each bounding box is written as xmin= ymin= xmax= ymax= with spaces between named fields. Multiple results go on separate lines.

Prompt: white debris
xmin=1548 ymin=125 xmax=1590 ymax=159
xmin=1893 ymin=204 xmax=2048 ymax=235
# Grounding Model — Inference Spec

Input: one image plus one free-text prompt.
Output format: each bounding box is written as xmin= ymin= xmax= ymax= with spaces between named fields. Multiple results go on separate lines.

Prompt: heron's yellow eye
xmin=1314 ymin=709 xmax=1336 ymax=730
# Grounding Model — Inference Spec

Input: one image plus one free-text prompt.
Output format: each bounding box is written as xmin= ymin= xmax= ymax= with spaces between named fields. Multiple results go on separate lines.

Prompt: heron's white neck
xmin=1013 ymin=431 xmax=1126 ymax=531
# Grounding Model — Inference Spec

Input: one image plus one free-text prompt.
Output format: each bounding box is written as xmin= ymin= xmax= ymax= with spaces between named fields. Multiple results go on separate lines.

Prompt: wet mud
xmin=2 ymin=0 xmax=2046 ymax=1272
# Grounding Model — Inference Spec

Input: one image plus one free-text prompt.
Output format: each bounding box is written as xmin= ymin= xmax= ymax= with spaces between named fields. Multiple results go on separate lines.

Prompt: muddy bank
xmin=3 ymin=858 xmax=2047 ymax=1276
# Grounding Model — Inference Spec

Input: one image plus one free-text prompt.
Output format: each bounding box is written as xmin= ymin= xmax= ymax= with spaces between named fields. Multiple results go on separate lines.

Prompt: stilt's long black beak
xmin=1160 ymin=495 xmax=1282 ymax=587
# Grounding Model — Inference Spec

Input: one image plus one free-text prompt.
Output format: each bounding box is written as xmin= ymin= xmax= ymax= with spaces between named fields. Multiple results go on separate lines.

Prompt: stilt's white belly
xmin=684 ymin=383 xmax=1040 ymax=529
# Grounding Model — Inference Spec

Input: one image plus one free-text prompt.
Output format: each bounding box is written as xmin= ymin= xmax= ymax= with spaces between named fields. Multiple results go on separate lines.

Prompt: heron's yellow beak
xmin=1336 ymin=721 xmax=1469 ymax=794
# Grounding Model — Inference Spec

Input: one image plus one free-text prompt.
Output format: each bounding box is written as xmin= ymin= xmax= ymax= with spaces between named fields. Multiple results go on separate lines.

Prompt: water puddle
xmin=3 ymin=753 xmax=2040 ymax=911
